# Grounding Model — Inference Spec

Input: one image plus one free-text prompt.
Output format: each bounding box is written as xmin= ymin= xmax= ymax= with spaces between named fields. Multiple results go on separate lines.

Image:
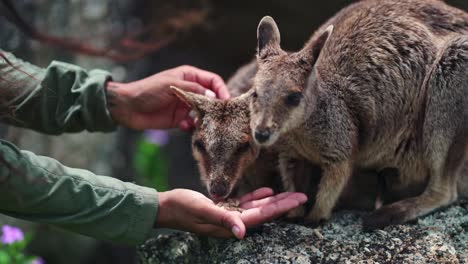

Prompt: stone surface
xmin=139 ymin=201 xmax=467 ymax=264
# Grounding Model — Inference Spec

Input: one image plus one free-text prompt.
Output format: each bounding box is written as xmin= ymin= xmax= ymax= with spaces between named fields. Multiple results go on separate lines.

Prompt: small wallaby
xmin=250 ymin=0 xmax=468 ymax=229
xmin=170 ymin=63 xmax=280 ymax=201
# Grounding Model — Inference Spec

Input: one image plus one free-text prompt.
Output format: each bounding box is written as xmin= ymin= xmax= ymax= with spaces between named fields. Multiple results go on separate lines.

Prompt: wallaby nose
xmin=255 ymin=129 xmax=271 ymax=143
xmin=209 ymin=181 xmax=229 ymax=199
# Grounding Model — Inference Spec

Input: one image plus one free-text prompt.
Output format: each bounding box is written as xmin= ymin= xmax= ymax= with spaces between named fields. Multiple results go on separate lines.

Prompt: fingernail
xmin=205 ymin=90 xmax=216 ymax=98
xmin=232 ymin=225 xmax=241 ymax=238
xmin=189 ymin=110 xmax=197 ymax=119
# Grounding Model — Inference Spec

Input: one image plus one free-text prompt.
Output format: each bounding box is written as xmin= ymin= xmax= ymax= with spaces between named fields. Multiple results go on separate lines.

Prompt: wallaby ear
xmin=257 ymin=16 xmax=281 ymax=59
xmin=170 ymin=86 xmax=212 ymax=117
xmin=234 ymin=88 xmax=255 ymax=101
xmin=299 ymin=25 xmax=334 ymax=67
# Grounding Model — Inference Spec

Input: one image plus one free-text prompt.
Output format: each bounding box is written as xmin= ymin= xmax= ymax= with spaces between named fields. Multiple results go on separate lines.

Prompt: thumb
xmin=175 ymin=80 xmax=217 ymax=98
xmin=204 ymin=206 xmax=246 ymax=239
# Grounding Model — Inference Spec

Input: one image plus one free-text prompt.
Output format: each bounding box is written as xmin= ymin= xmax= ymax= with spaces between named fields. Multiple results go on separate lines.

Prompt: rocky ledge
xmin=138 ymin=201 xmax=467 ymax=264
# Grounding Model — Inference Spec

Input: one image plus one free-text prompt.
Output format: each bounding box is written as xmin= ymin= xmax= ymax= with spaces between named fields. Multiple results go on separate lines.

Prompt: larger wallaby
xmin=250 ymin=0 xmax=468 ymax=229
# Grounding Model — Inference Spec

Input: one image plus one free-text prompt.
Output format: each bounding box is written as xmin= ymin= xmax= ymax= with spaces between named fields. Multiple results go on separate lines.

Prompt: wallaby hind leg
xmin=363 ymin=163 xmax=463 ymax=230
xmin=364 ymin=35 xmax=468 ymax=230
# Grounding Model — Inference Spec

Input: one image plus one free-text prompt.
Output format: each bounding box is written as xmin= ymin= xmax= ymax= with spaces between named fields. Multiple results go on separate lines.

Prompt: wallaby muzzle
xmin=254 ymin=128 xmax=271 ymax=143
xmin=209 ymin=180 xmax=230 ymax=200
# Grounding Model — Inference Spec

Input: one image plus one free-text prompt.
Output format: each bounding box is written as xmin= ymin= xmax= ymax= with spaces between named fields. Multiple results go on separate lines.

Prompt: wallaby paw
xmin=303 ymin=208 xmax=331 ymax=226
xmin=362 ymin=204 xmax=409 ymax=231
xmin=285 ymin=206 xmax=305 ymax=220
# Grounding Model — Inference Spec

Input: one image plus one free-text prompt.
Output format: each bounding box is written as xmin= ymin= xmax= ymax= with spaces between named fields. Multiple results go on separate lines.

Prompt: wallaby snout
xmin=209 ymin=180 xmax=230 ymax=200
xmin=252 ymin=124 xmax=278 ymax=146
xmin=254 ymin=128 xmax=271 ymax=143
xmin=251 ymin=114 xmax=278 ymax=146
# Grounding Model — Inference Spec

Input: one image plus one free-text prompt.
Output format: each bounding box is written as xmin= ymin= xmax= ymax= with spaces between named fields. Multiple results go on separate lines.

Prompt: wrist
xmin=154 ymin=191 xmax=172 ymax=228
xmin=105 ymin=81 xmax=133 ymax=126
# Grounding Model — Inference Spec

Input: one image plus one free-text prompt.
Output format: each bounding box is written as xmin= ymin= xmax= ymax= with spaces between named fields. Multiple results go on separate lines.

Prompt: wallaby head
xmin=250 ymin=16 xmax=333 ymax=146
xmin=170 ymin=86 xmax=260 ymax=201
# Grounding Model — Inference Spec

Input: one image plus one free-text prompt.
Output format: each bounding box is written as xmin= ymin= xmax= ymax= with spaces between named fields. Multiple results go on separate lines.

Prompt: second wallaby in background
xmin=250 ymin=0 xmax=468 ymax=229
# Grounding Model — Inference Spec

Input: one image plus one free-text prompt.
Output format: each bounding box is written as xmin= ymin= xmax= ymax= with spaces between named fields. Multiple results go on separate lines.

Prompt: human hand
xmin=106 ymin=65 xmax=230 ymax=131
xmin=155 ymin=188 xmax=307 ymax=239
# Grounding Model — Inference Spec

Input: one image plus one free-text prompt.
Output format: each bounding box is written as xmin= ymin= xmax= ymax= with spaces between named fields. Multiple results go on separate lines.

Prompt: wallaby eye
xmin=252 ymin=91 xmax=258 ymax=99
xmin=299 ymin=58 xmax=309 ymax=67
xmin=194 ymin=140 xmax=206 ymax=153
xmin=284 ymin=92 xmax=303 ymax=107
xmin=236 ymin=142 xmax=251 ymax=154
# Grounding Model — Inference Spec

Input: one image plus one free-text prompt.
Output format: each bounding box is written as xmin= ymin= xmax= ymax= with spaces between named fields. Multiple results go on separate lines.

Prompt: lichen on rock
xmin=138 ymin=201 xmax=467 ymax=264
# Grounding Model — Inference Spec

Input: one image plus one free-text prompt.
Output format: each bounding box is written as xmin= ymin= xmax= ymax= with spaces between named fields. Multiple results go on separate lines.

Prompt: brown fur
xmin=171 ymin=85 xmax=260 ymax=200
xmin=172 ymin=60 xmax=382 ymax=213
xmin=171 ymin=61 xmax=284 ymax=201
xmin=250 ymin=0 xmax=468 ymax=228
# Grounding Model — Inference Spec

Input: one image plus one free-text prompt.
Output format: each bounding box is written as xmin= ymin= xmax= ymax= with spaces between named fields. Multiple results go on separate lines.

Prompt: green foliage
xmin=0 ymin=226 xmax=42 ymax=264
xmin=134 ymin=138 xmax=169 ymax=191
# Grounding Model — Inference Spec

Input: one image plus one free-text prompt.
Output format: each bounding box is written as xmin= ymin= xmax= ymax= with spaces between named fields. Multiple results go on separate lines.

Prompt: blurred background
xmin=0 ymin=0 xmax=467 ymax=263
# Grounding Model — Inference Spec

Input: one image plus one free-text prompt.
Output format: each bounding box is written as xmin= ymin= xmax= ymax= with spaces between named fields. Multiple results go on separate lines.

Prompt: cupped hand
xmin=155 ymin=188 xmax=307 ymax=239
xmin=106 ymin=65 xmax=230 ymax=131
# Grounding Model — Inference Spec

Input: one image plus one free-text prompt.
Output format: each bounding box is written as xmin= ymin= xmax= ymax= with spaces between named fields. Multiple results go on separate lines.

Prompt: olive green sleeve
xmin=0 ymin=49 xmax=117 ymax=134
xmin=0 ymin=140 xmax=158 ymax=245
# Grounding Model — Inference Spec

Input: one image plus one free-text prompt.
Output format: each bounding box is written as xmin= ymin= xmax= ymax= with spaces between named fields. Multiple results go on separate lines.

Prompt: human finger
xmin=199 ymin=204 xmax=246 ymax=239
xmin=178 ymin=120 xmax=193 ymax=131
xmin=240 ymin=192 xmax=305 ymax=209
xmin=241 ymin=196 xmax=307 ymax=227
xmin=179 ymin=66 xmax=230 ymax=99
xmin=238 ymin=187 xmax=274 ymax=204
xmin=174 ymin=80 xmax=217 ymax=98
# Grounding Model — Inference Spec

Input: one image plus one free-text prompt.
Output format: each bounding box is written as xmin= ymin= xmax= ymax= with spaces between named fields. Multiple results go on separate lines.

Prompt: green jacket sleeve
xmin=0 ymin=50 xmax=159 ymax=245
xmin=0 ymin=49 xmax=116 ymax=134
xmin=0 ymin=140 xmax=158 ymax=245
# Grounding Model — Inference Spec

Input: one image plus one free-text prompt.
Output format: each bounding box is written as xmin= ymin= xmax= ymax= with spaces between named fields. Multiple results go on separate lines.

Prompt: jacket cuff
xmin=43 ymin=61 xmax=118 ymax=133
xmin=72 ymin=66 xmax=118 ymax=132
xmin=88 ymin=69 xmax=117 ymax=132
xmin=124 ymin=183 xmax=159 ymax=244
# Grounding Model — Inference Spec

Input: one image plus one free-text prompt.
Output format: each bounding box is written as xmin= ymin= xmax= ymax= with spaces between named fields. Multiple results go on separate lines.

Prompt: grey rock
xmin=139 ymin=202 xmax=467 ymax=264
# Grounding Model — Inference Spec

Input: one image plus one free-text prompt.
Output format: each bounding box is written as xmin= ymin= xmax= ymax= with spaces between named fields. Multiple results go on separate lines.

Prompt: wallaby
xmin=250 ymin=0 xmax=468 ymax=229
xmin=171 ymin=61 xmax=381 ymax=213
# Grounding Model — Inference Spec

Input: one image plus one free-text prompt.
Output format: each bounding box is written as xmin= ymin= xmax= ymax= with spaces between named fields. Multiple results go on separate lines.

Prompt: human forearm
xmin=0 ymin=49 xmax=117 ymax=134
xmin=0 ymin=140 xmax=158 ymax=245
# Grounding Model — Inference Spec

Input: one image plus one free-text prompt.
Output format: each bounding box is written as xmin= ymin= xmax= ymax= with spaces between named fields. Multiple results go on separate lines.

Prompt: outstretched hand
xmin=106 ymin=65 xmax=230 ymax=131
xmin=155 ymin=188 xmax=307 ymax=239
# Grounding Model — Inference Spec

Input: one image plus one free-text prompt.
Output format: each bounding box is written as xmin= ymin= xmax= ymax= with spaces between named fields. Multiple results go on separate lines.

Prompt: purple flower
xmin=31 ymin=257 xmax=45 ymax=264
xmin=144 ymin=130 xmax=169 ymax=146
xmin=0 ymin=225 xmax=24 ymax=244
